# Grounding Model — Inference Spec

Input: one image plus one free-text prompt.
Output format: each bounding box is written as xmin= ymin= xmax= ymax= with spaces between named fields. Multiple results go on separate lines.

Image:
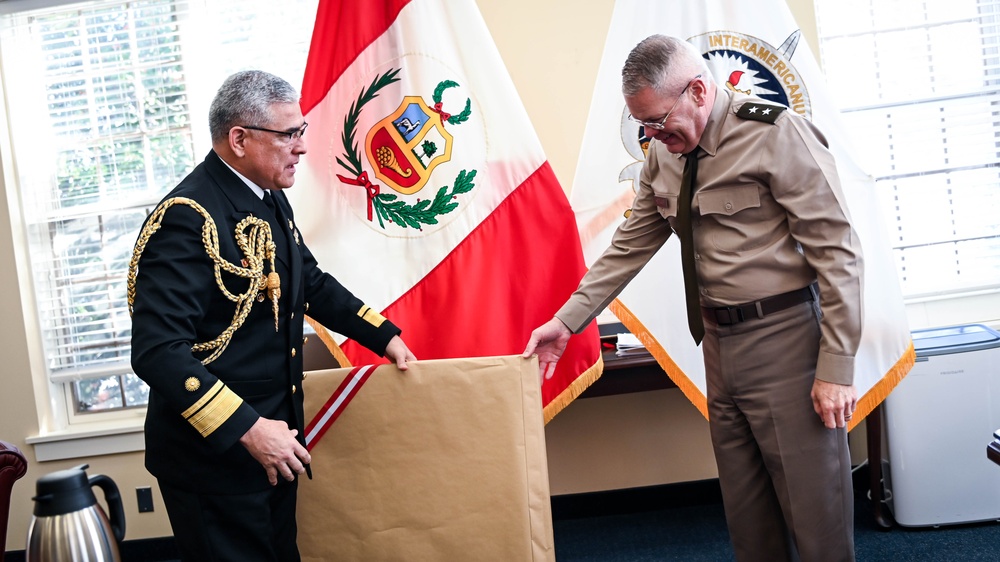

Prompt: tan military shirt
xmin=556 ymin=87 xmax=863 ymax=385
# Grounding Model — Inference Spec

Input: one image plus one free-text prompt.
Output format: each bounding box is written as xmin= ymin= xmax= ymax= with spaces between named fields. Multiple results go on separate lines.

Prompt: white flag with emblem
xmin=574 ymin=0 xmax=915 ymax=426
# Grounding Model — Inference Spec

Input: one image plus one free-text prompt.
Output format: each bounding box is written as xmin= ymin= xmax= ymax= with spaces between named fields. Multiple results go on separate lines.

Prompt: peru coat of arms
xmin=336 ymin=68 xmax=477 ymax=231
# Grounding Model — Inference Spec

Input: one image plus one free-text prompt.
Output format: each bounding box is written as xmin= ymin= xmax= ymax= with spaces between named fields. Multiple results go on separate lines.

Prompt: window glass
xmin=815 ymin=0 xmax=1000 ymax=298
xmin=0 ymin=0 xmax=318 ymax=414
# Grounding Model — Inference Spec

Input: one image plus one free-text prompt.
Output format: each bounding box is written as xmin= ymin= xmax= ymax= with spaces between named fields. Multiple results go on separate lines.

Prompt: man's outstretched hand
xmin=522 ymin=317 xmax=572 ymax=385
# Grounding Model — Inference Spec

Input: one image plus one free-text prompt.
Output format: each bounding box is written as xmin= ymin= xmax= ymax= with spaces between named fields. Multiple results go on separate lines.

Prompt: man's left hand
xmin=811 ymin=379 xmax=858 ymax=429
xmin=385 ymin=335 xmax=416 ymax=371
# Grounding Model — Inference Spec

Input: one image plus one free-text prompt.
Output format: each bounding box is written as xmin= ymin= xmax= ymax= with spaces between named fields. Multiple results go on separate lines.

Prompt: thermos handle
xmin=89 ymin=474 xmax=126 ymax=544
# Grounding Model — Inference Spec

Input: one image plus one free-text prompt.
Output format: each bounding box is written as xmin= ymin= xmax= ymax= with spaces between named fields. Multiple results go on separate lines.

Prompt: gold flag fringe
xmin=305 ymin=316 xmax=353 ymax=369
xmin=609 ymin=299 xmax=710 ymax=419
xmin=847 ymin=340 xmax=916 ymax=432
xmin=306 ymin=305 xmax=914 ymax=430
xmin=303 ymin=312 xmax=603 ymax=425
xmin=542 ymin=354 xmax=605 ymax=425
xmin=608 ymin=299 xmax=917 ymax=431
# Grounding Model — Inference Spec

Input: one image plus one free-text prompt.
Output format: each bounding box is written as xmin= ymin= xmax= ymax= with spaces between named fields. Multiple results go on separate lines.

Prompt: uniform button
xmin=302 ymin=373 xmax=308 ymax=381
xmin=304 ymin=302 xmax=310 ymax=312
xmin=292 ymin=385 xmax=297 ymax=394
xmin=291 ymin=348 xmax=297 ymax=358
xmin=701 ymin=288 xmax=708 ymax=295
xmin=694 ymin=252 xmax=701 ymax=260
xmin=291 ymin=312 xmax=295 ymax=320
xmin=303 ymin=336 xmax=309 ymax=345
xmin=725 ymin=202 xmax=733 ymax=211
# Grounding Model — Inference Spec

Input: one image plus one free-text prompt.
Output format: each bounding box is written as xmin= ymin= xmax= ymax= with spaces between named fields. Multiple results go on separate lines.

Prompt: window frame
xmin=0 ymin=0 xmax=319 ymax=442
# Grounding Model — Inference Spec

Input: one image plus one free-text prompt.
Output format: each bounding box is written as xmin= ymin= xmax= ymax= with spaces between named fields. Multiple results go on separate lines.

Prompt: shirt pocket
xmin=696 ymin=185 xmax=774 ymax=253
xmin=697 ymin=185 xmax=760 ymax=217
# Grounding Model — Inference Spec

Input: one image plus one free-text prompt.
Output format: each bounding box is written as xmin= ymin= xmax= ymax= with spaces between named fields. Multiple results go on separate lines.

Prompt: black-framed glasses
xmin=628 ymin=74 xmax=702 ymax=131
xmin=241 ymin=122 xmax=308 ymax=141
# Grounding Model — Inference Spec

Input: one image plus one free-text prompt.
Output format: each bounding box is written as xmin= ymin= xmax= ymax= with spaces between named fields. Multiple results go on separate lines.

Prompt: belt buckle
xmin=714 ymin=306 xmax=745 ymax=325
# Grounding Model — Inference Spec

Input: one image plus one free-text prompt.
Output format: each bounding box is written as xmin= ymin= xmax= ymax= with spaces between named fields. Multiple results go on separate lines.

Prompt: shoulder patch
xmin=735 ymin=102 xmax=786 ymax=124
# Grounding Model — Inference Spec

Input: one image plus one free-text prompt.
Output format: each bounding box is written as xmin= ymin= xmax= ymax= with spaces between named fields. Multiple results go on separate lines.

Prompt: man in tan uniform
xmin=524 ymin=35 xmax=862 ymax=562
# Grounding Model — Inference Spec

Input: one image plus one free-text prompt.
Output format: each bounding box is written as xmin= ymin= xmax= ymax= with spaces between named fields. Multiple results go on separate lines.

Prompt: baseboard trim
xmin=4 ymin=536 xmax=178 ymax=562
xmin=550 ymin=478 xmax=724 ymax=520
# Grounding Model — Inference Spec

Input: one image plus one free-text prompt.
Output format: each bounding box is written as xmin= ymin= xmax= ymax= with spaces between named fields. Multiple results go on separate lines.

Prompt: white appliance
xmin=883 ymin=324 xmax=1000 ymax=527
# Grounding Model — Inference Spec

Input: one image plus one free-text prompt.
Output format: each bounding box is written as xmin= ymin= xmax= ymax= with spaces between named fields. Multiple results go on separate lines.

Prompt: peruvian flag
xmin=291 ymin=0 xmax=601 ymax=422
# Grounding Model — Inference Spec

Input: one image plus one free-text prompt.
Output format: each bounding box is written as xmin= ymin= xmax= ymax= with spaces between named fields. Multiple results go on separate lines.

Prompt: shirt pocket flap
xmin=697 ymin=185 xmax=760 ymax=216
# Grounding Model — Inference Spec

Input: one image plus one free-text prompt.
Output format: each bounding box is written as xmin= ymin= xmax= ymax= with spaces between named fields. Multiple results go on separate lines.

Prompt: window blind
xmin=0 ymin=0 xmax=318 ymax=393
xmin=814 ymin=0 xmax=1000 ymax=298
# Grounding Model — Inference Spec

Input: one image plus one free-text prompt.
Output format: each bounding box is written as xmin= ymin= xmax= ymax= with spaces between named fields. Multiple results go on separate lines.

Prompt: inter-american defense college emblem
xmin=336 ymin=68 xmax=477 ymax=230
xmin=619 ymin=30 xmax=811 ymax=193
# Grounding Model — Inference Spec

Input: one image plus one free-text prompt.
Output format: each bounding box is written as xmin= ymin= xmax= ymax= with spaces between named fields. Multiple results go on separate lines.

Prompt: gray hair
xmin=208 ymin=70 xmax=300 ymax=142
xmin=622 ymin=35 xmax=708 ymax=97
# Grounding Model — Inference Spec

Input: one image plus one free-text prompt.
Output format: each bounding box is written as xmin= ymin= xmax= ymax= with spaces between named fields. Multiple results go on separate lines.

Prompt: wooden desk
xmin=866 ymin=405 xmax=891 ymax=528
xmin=579 ymin=347 xmax=675 ymax=399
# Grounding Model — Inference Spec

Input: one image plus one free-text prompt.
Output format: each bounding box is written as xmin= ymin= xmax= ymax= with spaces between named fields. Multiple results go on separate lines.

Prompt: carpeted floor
xmin=551 ymin=473 xmax=1000 ymax=561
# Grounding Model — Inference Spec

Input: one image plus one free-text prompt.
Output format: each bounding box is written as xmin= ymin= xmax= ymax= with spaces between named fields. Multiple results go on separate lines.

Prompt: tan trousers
xmin=703 ymin=300 xmax=854 ymax=562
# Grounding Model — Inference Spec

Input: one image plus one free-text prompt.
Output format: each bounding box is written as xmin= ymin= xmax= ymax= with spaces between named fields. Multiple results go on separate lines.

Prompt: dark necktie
xmin=677 ymin=150 xmax=704 ymax=345
xmin=263 ymin=190 xmax=289 ymax=248
xmin=263 ymin=190 xmax=289 ymax=233
xmin=263 ymin=190 xmax=277 ymax=215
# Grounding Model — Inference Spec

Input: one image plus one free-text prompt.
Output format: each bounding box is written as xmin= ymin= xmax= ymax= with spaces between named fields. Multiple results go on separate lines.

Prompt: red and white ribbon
xmin=304 ymin=365 xmax=376 ymax=450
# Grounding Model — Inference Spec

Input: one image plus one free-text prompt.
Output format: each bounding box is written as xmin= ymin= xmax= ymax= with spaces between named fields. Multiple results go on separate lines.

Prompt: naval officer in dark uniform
xmin=524 ymin=35 xmax=863 ymax=562
xmin=129 ymin=70 xmax=415 ymax=562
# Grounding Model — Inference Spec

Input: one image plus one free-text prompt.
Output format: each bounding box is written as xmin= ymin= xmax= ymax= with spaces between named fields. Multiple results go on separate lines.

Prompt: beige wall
xmin=0 ymin=0 xmax=970 ymax=552
xmin=476 ymin=0 xmax=615 ymax=188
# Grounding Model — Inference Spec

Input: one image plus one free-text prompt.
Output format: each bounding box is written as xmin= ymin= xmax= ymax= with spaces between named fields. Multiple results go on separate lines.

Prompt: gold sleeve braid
xmin=127 ymin=196 xmax=280 ymax=365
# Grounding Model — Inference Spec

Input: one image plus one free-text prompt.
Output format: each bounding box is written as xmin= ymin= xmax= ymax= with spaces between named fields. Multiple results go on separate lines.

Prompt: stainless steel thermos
xmin=26 ymin=464 xmax=125 ymax=562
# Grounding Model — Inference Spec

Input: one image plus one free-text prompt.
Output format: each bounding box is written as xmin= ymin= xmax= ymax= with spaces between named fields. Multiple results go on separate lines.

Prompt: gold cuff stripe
xmin=357 ymin=305 xmax=387 ymax=328
xmin=184 ymin=381 xmax=244 ymax=437
xmin=181 ymin=380 xmax=224 ymax=419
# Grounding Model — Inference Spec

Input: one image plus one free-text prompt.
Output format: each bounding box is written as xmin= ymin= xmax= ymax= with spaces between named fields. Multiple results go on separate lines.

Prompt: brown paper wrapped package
xmin=298 ymin=355 xmax=555 ymax=562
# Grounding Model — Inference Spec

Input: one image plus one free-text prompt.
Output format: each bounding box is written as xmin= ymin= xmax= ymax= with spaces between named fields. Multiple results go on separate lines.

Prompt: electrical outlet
xmin=136 ymin=486 xmax=154 ymax=513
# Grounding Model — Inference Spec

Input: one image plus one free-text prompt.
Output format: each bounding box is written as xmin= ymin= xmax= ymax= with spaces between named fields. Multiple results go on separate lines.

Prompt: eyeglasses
xmin=628 ymin=74 xmax=702 ymax=131
xmin=241 ymin=122 xmax=308 ymax=141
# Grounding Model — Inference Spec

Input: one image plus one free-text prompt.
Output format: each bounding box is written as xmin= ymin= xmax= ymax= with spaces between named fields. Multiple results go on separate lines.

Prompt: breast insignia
xmin=736 ymin=102 xmax=786 ymax=124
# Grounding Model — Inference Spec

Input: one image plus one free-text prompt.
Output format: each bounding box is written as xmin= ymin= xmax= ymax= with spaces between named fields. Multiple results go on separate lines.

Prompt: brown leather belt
xmin=704 ymin=284 xmax=816 ymax=326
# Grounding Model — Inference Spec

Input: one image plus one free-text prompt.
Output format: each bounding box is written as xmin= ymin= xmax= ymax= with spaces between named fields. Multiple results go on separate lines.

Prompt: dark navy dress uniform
xmin=130 ymin=150 xmax=400 ymax=561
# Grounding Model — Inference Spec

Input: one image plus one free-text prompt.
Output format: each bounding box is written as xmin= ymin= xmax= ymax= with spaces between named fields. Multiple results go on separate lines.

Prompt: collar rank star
xmin=736 ymin=102 xmax=786 ymax=124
